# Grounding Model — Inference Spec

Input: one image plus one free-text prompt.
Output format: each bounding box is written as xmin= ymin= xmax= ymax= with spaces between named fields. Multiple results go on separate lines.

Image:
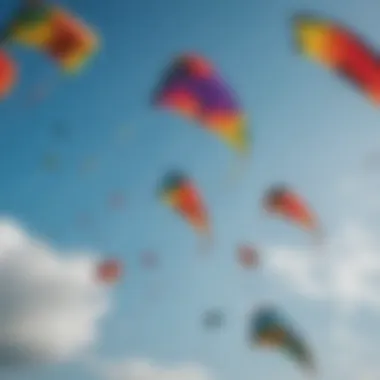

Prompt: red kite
xmin=294 ymin=13 xmax=380 ymax=105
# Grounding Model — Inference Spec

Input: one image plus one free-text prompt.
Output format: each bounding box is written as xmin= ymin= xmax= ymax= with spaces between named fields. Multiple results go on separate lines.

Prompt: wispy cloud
xmin=265 ymin=169 xmax=380 ymax=380
xmin=267 ymin=222 xmax=380 ymax=312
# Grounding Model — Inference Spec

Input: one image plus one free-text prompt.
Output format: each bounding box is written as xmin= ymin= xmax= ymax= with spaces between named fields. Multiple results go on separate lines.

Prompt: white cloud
xmin=0 ymin=217 xmax=111 ymax=367
xmin=94 ymin=358 xmax=214 ymax=380
xmin=266 ymin=222 xmax=380 ymax=313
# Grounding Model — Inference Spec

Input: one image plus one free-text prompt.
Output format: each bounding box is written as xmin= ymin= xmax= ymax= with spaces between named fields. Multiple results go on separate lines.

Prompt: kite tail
xmin=223 ymin=153 xmax=250 ymax=190
xmin=285 ymin=335 xmax=316 ymax=376
xmin=312 ymin=223 xmax=326 ymax=252
xmin=198 ymin=228 xmax=213 ymax=254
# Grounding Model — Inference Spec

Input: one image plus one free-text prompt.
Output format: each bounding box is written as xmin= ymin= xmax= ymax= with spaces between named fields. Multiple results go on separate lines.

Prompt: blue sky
xmin=1 ymin=0 xmax=380 ymax=380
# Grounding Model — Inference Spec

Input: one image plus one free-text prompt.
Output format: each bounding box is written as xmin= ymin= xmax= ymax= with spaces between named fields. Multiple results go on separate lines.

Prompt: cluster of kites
xmin=153 ymin=55 xmax=320 ymax=374
xmin=3 ymin=0 xmax=380 ymax=377
xmin=0 ymin=0 xmax=99 ymax=97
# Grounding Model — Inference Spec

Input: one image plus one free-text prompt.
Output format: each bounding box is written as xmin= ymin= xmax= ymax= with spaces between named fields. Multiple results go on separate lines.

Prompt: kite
xmin=141 ymin=251 xmax=159 ymax=269
xmin=293 ymin=13 xmax=380 ymax=105
xmin=108 ymin=191 xmax=126 ymax=211
xmin=237 ymin=245 xmax=259 ymax=269
xmin=202 ymin=309 xmax=224 ymax=329
xmin=0 ymin=50 xmax=17 ymax=98
xmin=80 ymin=156 xmax=98 ymax=175
xmin=157 ymin=170 xmax=210 ymax=237
xmin=42 ymin=152 xmax=60 ymax=171
xmin=52 ymin=122 xmax=70 ymax=140
xmin=96 ymin=259 xmax=122 ymax=284
xmin=152 ymin=53 xmax=250 ymax=154
xmin=248 ymin=305 xmax=315 ymax=373
xmin=263 ymin=185 xmax=319 ymax=234
xmin=76 ymin=211 xmax=93 ymax=230
xmin=1 ymin=1 xmax=99 ymax=73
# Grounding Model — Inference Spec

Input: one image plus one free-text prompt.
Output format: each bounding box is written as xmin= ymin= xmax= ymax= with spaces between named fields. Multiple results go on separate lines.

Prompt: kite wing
xmin=4 ymin=3 xmax=99 ymax=73
xmin=158 ymin=171 xmax=210 ymax=235
xmin=152 ymin=54 xmax=250 ymax=153
xmin=293 ymin=14 xmax=380 ymax=105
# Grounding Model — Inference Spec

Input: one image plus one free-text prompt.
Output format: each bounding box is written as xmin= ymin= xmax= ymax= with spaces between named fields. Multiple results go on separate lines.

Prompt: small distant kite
xmin=42 ymin=152 xmax=60 ymax=171
xmin=202 ymin=309 xmax=224 ymax=329
xmin=141 ymin=251 xmax=158 ymax=269
xmin=52 ymin=122 xmax=70 ymax=140
xmin=96 ymin=259 xmax=122 ymax=284
xmin=25 ymin=82 xmax=50 ymax=106
xmin=248 ymin=305 xmax=315 ymax=374
xmin=76 ymin=211 xmax=93 ymax=230
xmin=152 ymin=53 xmax=250 ymax=154
xmin=237 ymin=245 xmax=259 ymax=269
xmin=80 ymin=156 xmax=98 ymax=175
xmin=293 ymin=13 xmax=380 ymax=105
xmin=263 ymin=185 xmax=320 ymax=235
xmin=108 ymin=191 xmax=126 ymax=211
xmin=158 ymin=170 xmax=210 ymax=238
xmin=1 ymin=0 xmax=99 ymax=74
xmin=0 ymin=50 xmax=17 ymax=98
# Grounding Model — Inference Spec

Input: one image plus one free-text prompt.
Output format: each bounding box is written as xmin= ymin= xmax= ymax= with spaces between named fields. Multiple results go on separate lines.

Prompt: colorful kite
xmin=249 ymin=306 xmax=315 ymax=373
xmin=2 ymin=1 xmax=99 ymax=73
xmin=237 ymin=244 xmax=259 ymax=269
xmin=293 ymin=13 xmax=380 ymax=105
xmin=263 ymin=185 xmax=319 ymax=233
xmin=96 ymin=259 xmax=122 ymax=284
xmin=0 ymin=50 xmax=17 ymax=98
xmin=158 ymin=171 xmax=210 ymax=237
xmin=152 ymin=53 xmax=250 ymax=153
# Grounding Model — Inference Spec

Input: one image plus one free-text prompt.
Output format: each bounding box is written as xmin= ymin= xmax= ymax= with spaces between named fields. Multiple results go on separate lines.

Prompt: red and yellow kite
xmin=158 ymin=171 xmax=210 ymax=237
xmin=293 ymin=13 xmax=380 ymax=105
xmin=263 ymin=185 xmax=319 ymax=233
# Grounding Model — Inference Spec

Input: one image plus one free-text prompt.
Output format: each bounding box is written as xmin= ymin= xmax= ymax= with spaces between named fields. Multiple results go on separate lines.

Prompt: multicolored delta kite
xmin=248 ymin=306 xmax=315 ymax=374
xmin=152 ymin=54 xmax=250 ymax=154
xmin=293 ymin=13 xmax=380 ymax=105
xmin=158 ymin=171 xmax=210 ymax=237
xmin=263 ymin=185 xmax=319 ymax=234
xmin=1 ymin=0 xmax=99 ymax=73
